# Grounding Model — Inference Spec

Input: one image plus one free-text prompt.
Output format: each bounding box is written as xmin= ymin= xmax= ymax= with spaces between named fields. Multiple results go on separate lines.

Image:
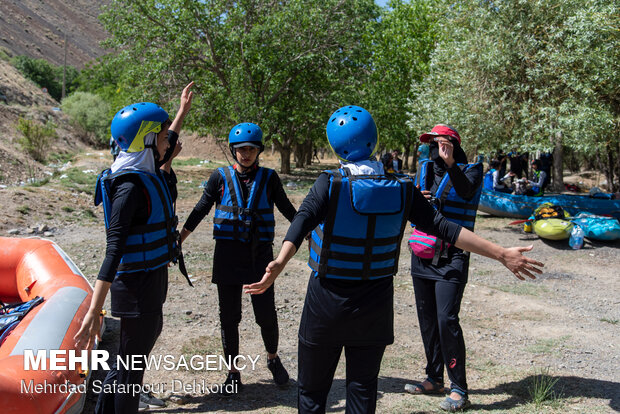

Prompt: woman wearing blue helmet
xmin=245 ymin=106 xmax=543 ymax=413
xmin=180 ymin=122 xmax=297 ymax=394
xmin=74 ymin=82 xmax=194 ymax=413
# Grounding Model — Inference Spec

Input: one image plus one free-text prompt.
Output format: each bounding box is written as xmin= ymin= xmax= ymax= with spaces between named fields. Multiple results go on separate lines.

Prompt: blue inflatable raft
xmin=571 ymin=213 xmax=620 ymax=241
xmin=478 ymin=189 xmax=620 ymax=219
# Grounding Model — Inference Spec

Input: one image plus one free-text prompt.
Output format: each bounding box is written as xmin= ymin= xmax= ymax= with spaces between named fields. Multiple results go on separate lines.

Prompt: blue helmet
xmin=326 ymin=105 xmax=377 ymax=162
xmin=111 ymin=102 xmax=169 ymax=152
xmin=228 ymin=123 xmax=264 ymax=159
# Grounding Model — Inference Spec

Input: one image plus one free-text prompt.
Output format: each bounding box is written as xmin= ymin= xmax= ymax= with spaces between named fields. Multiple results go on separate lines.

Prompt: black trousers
xmin=95 ymin=312 xmax=163 ymax=413
xmin=217 ymin=283 xmax=279 ymax=359
xmin=297 ymin=340 xmax=386 ymax=414
xmin=413 ymin=277 xmax=467 ymax=394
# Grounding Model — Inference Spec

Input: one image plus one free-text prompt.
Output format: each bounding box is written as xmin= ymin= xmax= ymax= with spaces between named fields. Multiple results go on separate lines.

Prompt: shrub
xmin=62 ymin=92 xmax=111 ymax=144
xmin=16 ymin=118 xmax=57 ymax=162
xmin=12 ymin=55 xmax=79 ymax=101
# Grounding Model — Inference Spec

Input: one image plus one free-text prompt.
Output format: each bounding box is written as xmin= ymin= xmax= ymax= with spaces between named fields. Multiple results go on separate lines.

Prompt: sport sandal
xmin=404 ymin=377 xmax=445 ymax=395
xmin=439 ymin=389 xmax=471 ymax=412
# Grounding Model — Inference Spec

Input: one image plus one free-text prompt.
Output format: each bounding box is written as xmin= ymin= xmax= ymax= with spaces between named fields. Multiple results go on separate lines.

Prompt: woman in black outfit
xmin=245 ymin=107 xmax=543 ymax=414
xmin=74 ymin=82 xmax=194 ymax=413
xmin=406 ymin=124 xmax=487 ymax=411
xmin=180 ymin=123 xmax=296 ymax=393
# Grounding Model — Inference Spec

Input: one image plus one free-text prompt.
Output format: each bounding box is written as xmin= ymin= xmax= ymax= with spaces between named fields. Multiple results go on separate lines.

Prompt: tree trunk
xmin=551 ymin=130 xmax=564 ymax=192
xmin=403 ymin=142 xmax=411 ymax=171
xmin=615 ymin=139 xmax=620 ymax=192
xmin=605 ymin=142 xmax=615 ymax=192
xmin=304 ymin=139 xmax=312 ymax=166
xmin=271 ymin=135 xmax=292 ymax=174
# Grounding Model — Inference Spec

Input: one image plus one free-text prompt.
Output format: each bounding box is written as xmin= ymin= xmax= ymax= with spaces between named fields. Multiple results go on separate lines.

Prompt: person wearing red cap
xmin=405 ymin=124 xmax=483 ymax=411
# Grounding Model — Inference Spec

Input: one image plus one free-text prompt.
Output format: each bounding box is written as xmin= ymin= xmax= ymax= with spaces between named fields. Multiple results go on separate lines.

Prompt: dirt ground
xmin=1 ymin=143 xmax=618 ymax=414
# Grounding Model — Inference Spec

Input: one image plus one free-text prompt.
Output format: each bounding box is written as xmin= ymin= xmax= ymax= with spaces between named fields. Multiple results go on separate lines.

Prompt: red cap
xmin=419 ymin=124 xmax=461 ymax=145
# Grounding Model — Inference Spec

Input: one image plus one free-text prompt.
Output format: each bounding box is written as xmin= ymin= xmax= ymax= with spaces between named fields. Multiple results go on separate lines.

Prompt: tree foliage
xmin=16 ymin=118 xmax=57 ymax=162
xmin=62 ymin=92 xmax=112 ymax=144
xmin=92 ymin=0 xmax=379 ymax=173
xmin=12 ymin=55 xmax=79 ymax=102
xmin=365 ymin=0 xmax=438 ymax=169
xmin=408 ymin=0 xmax=619 ymax=189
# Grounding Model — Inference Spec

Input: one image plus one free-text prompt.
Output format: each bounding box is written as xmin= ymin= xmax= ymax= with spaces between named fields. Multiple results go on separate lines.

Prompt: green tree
xmin=408 ymin=0 xmax=619 ymax=190
xmin=94 ymin=0 xmax=379 ymax=173
xmin=12 ymin=55 xmax=79 ymax=101
xmin=366 ymin=0 xmax=438 ymax=170
xmin=62 ymin=92 xmax=112 ymax=144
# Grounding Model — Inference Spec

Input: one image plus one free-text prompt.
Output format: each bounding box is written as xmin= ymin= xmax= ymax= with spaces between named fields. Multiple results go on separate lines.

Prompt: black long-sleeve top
xmin=183 ymin=165 xmax=297 ymax=284
xmin=285 ymin=172 xmax=462 ymax=251
xmin=286 ymin=172 xmax=461 ymax=347
xmin=97 ymin=130 xmax=179 ymax=283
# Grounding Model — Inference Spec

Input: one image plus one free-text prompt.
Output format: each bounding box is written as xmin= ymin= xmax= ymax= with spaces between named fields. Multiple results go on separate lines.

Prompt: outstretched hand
xmin=243 ymin=260 xmax=285 ymax=295
xmin=500 ymin=245 xmax=544 ymax=280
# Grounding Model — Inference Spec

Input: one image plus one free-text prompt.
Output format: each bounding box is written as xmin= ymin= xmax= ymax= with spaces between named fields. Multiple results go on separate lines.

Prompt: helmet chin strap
xmin=145 ymin=143 xmax=160 ymax=163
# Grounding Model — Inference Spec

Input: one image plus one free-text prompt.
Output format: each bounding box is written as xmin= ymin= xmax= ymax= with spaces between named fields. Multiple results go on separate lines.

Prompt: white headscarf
xmin=339 ymin=159 xmax=384 ymax=176
xmin=110 ymin=132 xmax=157 ymax=174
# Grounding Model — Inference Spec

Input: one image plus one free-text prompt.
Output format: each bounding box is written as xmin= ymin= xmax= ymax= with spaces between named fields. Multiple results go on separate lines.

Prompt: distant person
xmin=539 ymin=152 xmax=553 ymax=189
xmin=483 ymin=159 xmax=513 ymax=193
xmin=382 ymin=152 xmax=395 ymax=173
xmin=109 ymin=136 xmax=120 ymax=161
xmin=496 ymin=149 xmax=507 ymax=177
xmin=418 ymin=143 xmax=430 ymax=161
xmin=527 ymin=159 xmax=547 ymax=196
xmin=508 ymin=149 xmax=523 ymax=178
xmin=392 ymin=150 xmax=403 ymax=172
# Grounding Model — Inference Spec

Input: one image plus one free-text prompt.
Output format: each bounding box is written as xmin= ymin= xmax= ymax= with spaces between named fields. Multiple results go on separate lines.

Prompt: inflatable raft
xmin=0 ymin=237 xmax=102 ymax=414
xmin=571 ymin=213 xmax=620 ymax=241
xmin=531 ymin=203 xmax=574 ymax=241
xmin=479 ymin=189 xmax=620 ymax=219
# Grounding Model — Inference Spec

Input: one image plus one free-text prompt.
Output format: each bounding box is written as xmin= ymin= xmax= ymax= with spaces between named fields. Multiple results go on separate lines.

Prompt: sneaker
xmin=140 ymin=391 xmax=165 ymax=408
xmin=138 ymin=400 xmax=149 ymax=412
xmin=220 ymin=372 xmax=243 ymax=396
xmin=267 ymin=356 xmax=290 ymax=386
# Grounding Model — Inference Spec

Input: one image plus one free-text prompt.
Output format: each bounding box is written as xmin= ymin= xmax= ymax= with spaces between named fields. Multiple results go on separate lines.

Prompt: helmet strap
xmin=145 ymin=143 xmax=160 ymax=162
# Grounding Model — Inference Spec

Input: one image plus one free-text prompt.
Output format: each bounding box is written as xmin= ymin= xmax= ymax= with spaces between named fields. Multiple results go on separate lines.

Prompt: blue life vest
xmin=95 ymin=169 xmax=180 ymax=274
xmin=213 ymin=166 xmax=275 ymax=243
xmin=309 ymin=169 xmax=414 ymax=280
xmin=416 ymin=160 xmax=482 ymax=231
xmin=483 ymin=168 xmax=496 ymax=191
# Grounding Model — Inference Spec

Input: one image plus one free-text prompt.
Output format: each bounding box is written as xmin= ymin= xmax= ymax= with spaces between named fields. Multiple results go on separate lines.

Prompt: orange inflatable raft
xmin=0 ymin=237 xmax=103 ymax=414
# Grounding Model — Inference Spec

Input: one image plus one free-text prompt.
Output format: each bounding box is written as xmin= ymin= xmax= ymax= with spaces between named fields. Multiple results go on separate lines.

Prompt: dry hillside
xmin=0 ymin=58 xmax=89 ymax=185
xmin=0 ymin=0 xmax=110 ymax=68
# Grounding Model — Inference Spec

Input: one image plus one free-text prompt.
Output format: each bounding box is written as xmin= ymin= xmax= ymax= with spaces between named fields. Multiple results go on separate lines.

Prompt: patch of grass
xmin=48 ymin=152 xmax=75 ymax=164
xmin=82 ymin=208 xmax=97 ymax=219
xmin=172 ymin=157 xmax=204 ymax=166
xmin=17 ymin=205 xmax=31 ymax=215
xmin=59 ymin=167 xmax=98 ymax=195
xmin=25 ymin=177 xmax=50 ymax=187
xmin=496 ymin=283 xmax=547 ymax=297
xmin=62 ymin=206 xmax=75 ymax=213
xmin=600 ymin=318 xmax=618 ymax=325
xmin=528 ymin=368 xmax=563 ymax=408
xmin=180 ymin=335 xmax=222 ymax=374
xmin=526 ymin=336 xmax=570 ymax=354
